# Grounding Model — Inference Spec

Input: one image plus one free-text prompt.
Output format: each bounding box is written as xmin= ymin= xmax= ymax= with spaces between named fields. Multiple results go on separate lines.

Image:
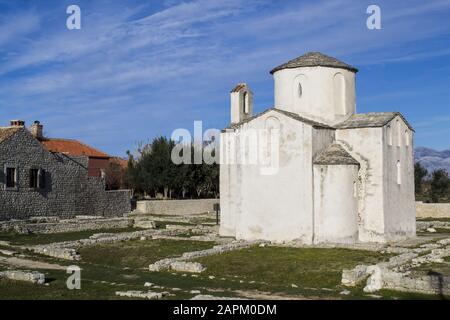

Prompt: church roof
xmin=225 ymin=108 xmax=332 ymax=131
xmin=270 ymin=52 xmax=358 ymax=74
xmin=335 ymin=112 xmax=414 ymax=131
xmin=314 ymin=144 xmax=359 ymax=166
xmin=0 ymin=127 xmax=21 ymax=144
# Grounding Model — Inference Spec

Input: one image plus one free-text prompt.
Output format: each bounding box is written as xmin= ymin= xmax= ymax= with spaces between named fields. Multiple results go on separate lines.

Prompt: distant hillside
xmin=415 ymin=147 xmax=450 ymax=174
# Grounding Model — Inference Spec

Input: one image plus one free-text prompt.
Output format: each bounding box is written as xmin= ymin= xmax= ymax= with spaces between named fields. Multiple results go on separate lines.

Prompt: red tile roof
xmin=41 ymin=139 xmax=110 ymax=158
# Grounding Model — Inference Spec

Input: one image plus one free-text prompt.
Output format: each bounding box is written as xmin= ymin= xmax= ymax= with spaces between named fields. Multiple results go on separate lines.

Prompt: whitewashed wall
xmin=382 ymin=116 xmax=416 ymax=240
xmin=221 ymin=110 xmax=316 ymax=243
xmin=335 ymin=127 xmax=386 ymax=242
xmin=273 ymin=66 xmax=356 ymax=125
xmin=313 ymin=164 xmax=359 ymax=244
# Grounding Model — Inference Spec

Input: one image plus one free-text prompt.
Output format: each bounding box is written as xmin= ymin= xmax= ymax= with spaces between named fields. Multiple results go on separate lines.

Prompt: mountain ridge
xmin=414 ymin=147 xmax=450 ymax=174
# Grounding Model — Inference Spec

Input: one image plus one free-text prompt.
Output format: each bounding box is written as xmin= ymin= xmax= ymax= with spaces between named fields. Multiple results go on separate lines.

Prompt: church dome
xmin=270 ymin=52 xmax=358 ymax=74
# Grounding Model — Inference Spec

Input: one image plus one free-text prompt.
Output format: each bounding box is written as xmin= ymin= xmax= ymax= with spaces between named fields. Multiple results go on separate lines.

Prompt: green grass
xmin=0 ymin=227 xmax=143 ymax=246
xmin=0 ymin=235 xmax=447 ymax=300
xmin=153 ymin=221 xmax=194 ymax=229
xmin=410 ymin=261 xmax=450 ymax=277
xmin=417 ymin=217 xmax=450 ymax=222
xmin=434 ymin=228 xmax=450 ymax=234
xmin=79 ymin=239 xmax=216 ymax=269
xmin=0 ymin=239 xmax=218 ymax=300
xmin=193 ymin=246 xmax=390 ymax=296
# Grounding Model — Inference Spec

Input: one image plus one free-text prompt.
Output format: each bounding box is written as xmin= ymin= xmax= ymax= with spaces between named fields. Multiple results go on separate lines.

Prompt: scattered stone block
xmin=0 ymin=270 xmax=45 ymax=284
xmin=363 ymin=265 xmax=385 ymax=293
xmin=170 ymin=261 xmax=206 ymax=273
xmin=191 ymin=295 xmax=245 ymax=300
xmin=134 ymin=220 xmax=156 ymax=229
xmin=115 ymin=290 xmax=167 ymax=300
xmin=341 ymin=265 xmax=368 ymax=286
xmin=0 ymin=249 xmax=16 ymax=256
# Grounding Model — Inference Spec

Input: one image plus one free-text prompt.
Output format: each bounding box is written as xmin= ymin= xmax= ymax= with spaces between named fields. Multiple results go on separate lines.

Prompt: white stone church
xmin=219 ymin=52 xmax=415 ymax=244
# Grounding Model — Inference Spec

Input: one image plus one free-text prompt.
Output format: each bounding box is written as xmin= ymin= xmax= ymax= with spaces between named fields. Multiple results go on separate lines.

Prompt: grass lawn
xmin=79 ymin=239 xmax=216 ymax=269
xmin=0 ymin=227 xmax=143 ymax=246
xmin=434 ymin=228 xmax=450 ymax=234
xmin=0 ymin=239 xmax=218 ymax=300
xmin=153 ymin=220 xmax=195 ymax=229
xmin=410 ymin=260 xmax=450 ymax=277
xmin=417 ymin=217 xmax=450 ymax=222
xmin=0 ymin=237 xmax=447 ymax=300
xmin=193 ymin=246 xmax=390 ymax=296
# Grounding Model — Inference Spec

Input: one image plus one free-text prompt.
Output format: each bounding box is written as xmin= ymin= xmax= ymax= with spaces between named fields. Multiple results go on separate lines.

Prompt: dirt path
xmin=0 ymin=256 xmax=66 ymax=270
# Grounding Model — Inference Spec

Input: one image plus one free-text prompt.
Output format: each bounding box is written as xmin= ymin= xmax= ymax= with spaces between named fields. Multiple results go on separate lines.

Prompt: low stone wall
xmin=136 ymin=199 xmax=219 ymax=215
xmin=416 ymin=201 xmax=450 ymax=219
xmin=0 ymin=216 xmax=134 ymax=234
xmin=148 ymin=240 xmax=266 ymax=272
xmin=0 ymin=270 xmax=45 ymax=284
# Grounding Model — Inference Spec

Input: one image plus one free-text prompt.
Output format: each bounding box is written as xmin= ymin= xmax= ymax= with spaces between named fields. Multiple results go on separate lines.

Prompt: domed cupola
xmin=271 ymin=52 xmax=358 ymax=125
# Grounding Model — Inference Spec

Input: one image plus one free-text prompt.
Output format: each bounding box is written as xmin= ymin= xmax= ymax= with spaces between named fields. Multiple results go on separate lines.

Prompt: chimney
xmin=10 ymin=120 xmax=25 ymax=127
xmin=30 ymin=121 xmax=43 ymax=140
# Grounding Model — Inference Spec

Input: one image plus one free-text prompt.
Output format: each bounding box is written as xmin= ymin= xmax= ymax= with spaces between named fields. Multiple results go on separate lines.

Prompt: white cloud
xmin=1 ymin=0 xmax=450 ymax=154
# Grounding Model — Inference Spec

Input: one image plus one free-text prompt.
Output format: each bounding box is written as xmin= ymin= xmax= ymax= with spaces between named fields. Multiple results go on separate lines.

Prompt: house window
xmin=6 ymin=167 xmax=16 ymax=188
xmin=29 ymin=168 xmax=46 ymax=189
xmin=397 ymin=119 xmax=401 ymax=147
xmin=29 ymin=169 xmax=39 ymax=188
xmin=298 ymin=82 xmax=303 ymax=98
xmin=39 ymin=169 xmax=46 ymax=189
xmin=397 ymin=161 xmax=401 ymax=185
xmin=405 ymin=130 xmax=410 ymax=146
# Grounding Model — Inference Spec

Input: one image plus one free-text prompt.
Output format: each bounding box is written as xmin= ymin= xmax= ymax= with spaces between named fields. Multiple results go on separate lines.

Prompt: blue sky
xmin=1 ymin=0 xmax=450 ymax=156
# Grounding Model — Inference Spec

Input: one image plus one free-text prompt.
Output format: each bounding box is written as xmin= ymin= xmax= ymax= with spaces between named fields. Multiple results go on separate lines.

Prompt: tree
xmin=430 ymin=169 xmax=449 ymax=203
xmin=105 ymin=162 xmax=123 ymax=190
xmin=414 ymin=162 xmax=428 ymax=196
xmin=123 ymin=136 xmax=220 ymax=199
xmin=123 ymin=151 xmax=139 ymax=196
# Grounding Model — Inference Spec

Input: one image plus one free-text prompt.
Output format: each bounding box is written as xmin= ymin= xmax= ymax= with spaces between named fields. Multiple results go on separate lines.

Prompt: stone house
xmin=0 ymin=120 xmax=131 ymax=221
xmin=220 ymin=52 xmax=415 ymax=244
xmin=30 ymin=120 xmax=114 ymax=178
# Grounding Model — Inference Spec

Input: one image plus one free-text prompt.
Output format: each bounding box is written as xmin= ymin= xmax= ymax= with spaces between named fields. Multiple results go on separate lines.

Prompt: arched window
xmin=293 ymin=74 xmax=307 ymax=113
xmin=333 ymin=73 xmax=346 ymax=115
xmin=397 ymin=161 xmax=401 ymax=185
xmin=405 ymin=130 xmax=410 ymax=147
xmin=243 ymin=91 xmax=249 ymax=114
xmin=396 ymin=119 xmax=401 ymax=147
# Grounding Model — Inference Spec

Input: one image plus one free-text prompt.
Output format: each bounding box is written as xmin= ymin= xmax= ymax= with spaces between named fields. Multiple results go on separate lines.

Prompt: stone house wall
xmin=0 ymin=128 xmax=130 ymax=220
